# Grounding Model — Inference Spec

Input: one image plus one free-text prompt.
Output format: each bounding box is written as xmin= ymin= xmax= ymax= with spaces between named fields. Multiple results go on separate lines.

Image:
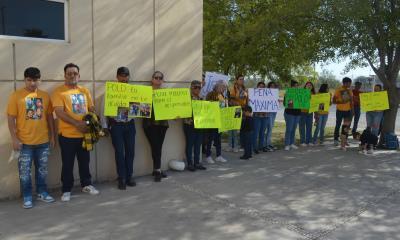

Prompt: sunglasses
xmin=191 ymin=86 xmax=201 ymax=89
xmin=154 ymin=76 xmax=163 ymax=80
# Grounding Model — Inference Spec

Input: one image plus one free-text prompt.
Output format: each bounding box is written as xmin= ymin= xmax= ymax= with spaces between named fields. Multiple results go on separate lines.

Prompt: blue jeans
xmin=243 ymin=131 xmax=253 ymax=157
xmin=18 ymin=143 xmax=50 ymax=199
xmin=299 ymin=112 xmax=313 ymax=144
xmin=366 ymin=111 xmax=384 ymax=136
xmin=252 ymin=116 xmax=267 ymax=150
xmin=313 ymin=114 xmax=328 ymax=144
xmin=352 ymin=106 xmax=361 ymax=133
xmin=265 ymin=112 xmax=277 ymax=147
xmin=110 ymin=122 xmax=136 ymax=180
xmin=228 ymin=130 xmax=239 ymax=149
xmin=206 ymin=129 xmax=221 ymax=157
xmin=183 ymin=124 xmax=203 ymax=166
xmin=284 ymin=113 xmax=300 ymax=146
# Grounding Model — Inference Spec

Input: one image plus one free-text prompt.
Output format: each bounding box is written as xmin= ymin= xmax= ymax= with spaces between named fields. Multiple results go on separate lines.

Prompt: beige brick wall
xmin=0 ymin=0 xmax=203 ymax=199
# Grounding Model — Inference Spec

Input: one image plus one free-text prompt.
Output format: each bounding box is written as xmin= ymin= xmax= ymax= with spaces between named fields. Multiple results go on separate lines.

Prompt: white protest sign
xmin=248 ymin=88 xmax=280 ymax=112
xmin=200 ymin=72 xmax=230 ymax=98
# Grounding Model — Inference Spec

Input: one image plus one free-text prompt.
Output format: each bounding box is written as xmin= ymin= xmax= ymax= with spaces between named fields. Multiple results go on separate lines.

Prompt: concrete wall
xmin=0 ymin=0 xmax=203 ymax=199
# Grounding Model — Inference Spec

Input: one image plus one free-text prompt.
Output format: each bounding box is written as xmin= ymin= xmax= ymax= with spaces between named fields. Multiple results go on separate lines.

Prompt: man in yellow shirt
xmin=7 ymin=67 xmax=56 ymax=209
xmin=51 ymin=63 xmax=99 ymax=202
xmin=333 ymin=77 xmax=354 ymax=145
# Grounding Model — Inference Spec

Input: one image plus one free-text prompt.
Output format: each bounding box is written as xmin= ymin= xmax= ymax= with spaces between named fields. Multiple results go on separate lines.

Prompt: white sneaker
xmin=290 ymin=144 xmax=298 ymax=150
xmin=206 ymin=156 xmax=215 ymax=164
xmin=300 ymin=143 xmax=307 ymax=147
xmin=367 ymin=149 xmax=374 ymax=154
xmin=233 ymin=148 xmax=239 ymax=153
xmin=284 ymin=146 xmax=290 ymax=151
xmin=82 ymin=185 xmax=100 ymax=195
xmin=61 ymin=192 xmax=71 ymax=202
xmin=215 ymin=156 xmax=227 ymax=163
xmin=239 ymin=148 xmax=244 ymax=152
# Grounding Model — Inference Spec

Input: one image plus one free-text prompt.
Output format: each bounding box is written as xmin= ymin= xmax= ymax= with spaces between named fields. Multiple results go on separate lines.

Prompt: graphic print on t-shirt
xmin=340 ymin=90 xmax=350 ymax=102
xmin=25 ymin=97 xmax=43 ymax=120
xmin=70 ymin=94 xmax=87 ymax=114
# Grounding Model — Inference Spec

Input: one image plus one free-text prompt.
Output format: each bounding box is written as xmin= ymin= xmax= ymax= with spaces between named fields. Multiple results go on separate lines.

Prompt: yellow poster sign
xmin=218 ymin=107 xmax=242 ymax=133
xmin=360 ymin=91 xmax=389 ymax=112
xmin=153 ymin=88 xmax=192 ymax=120
xmin=104 ymin=82 xmax=153 ymax=118
xmin=309 ymin=93 xmax=331 ymax=112
xmin=192 ymin=100 xmax=221 ymax=128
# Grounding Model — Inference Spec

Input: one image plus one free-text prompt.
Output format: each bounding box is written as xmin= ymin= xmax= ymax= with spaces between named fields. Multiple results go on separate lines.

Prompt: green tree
xmin=314 ymin=0 xmax=400 ymax=137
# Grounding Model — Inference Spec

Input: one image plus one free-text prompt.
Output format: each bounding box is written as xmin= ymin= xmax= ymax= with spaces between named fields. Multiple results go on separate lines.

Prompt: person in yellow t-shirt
xmin=51 ymin=63 xmax=99 ymax=202
xmin=333 ymin=77 xmax=354 ymax=145
xmin=7 ymin=67 xmax=55 ymax=209
xmin=228 ymin=75 xmax=248 ymax=153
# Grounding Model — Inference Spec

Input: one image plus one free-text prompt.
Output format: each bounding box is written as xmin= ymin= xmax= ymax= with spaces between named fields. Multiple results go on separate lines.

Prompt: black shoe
xmin=126 ymin=178 xmax=136 ymax=187
xmin=240 ymin=155 xmax=249 ymax=160
xmin=152 ymin=170 xmax=168 ymax=178
xmin=254 ymin=150 xmax=259 ymax=154
xmin=195 ymin=164 xmax=207 ymax=170
xmin=154 ymin=171 xmax=162 ymax=182
xmin=118 ymin=179 xmax=126 ymax=190
xmin=187 ymin=165 xmax=196 ymax=172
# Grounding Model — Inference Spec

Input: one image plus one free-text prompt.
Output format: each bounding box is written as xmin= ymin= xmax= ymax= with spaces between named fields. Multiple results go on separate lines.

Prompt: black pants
xmin=143 ymin=126 xmax=168 ymax=170
xmin=243 ymin=131 xmax=253 ymax=158
xmin=110 ymin=122 xmax=136 ymax=180
xmin=58 ymin=135 xmax=92 ymax=193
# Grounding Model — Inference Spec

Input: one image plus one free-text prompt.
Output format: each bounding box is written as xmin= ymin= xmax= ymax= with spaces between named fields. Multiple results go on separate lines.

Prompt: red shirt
xmin=352 ymin=89 xmax=363 ymax=107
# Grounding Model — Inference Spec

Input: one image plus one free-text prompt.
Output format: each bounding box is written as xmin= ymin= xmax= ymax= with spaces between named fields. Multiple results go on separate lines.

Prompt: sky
xmin=316 ymin=59 xmax=374 ymax=80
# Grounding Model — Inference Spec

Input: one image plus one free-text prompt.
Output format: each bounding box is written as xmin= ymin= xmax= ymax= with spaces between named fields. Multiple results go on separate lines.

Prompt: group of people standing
xmin=6 ymin=65 xmax=384 ymax=209
xmin=282 ymin=77 xmax=385 ymax=152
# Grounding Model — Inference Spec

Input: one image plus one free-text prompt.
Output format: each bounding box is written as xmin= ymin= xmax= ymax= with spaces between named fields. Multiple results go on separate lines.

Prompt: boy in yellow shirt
xmin=333 ymin=77 xmax=354 ymax=146
xmin=51 ymin=63 xmax=99 ymax=202
xmin=7 ymin=67 xmax=55 ymax=209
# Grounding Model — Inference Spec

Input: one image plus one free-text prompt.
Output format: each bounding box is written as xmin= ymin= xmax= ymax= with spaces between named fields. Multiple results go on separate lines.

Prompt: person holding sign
xmin=183 ymin=80 xmax=207 ymax=171
xmin=333 ymin=77 xmax=353 ymax=146
xmin=143 ymin=71 xmax=169 ymax=182
xmin=366 ymin=84 xmax=384 ymax=136
xmin=205 ymin=81 xmax=228 ymax=163
xmin=299 ymin=81 xmax=315 ymax=146
xmin=264 ymin=81 xmax=279 ymax=152
xmin=52 ymin=63 xmax=100 ymax=201
xmin=100 ymin=67 xmax=136 ymax=190
xmin=227 ymin=75 xmax=248 ymax=152
xmin=252 ymin=82 xmax=268 ymax=153
xmin=312 ymin=84 xmax=331 ymax=145
xmin=284 ymin=80 xmax=301 ymax=151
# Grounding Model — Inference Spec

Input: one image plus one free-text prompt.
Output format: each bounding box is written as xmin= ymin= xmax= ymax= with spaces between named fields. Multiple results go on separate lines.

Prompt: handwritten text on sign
xmin=192 ymin=100 xmax=221 ymax=129
xmin=360 ymin=91 xmax=389 ymax=112
xmin=218 ymin=107 xmax=242 ymax=133
xmin=153 ymin=88 xmax=192 ymax=120
xmin=248 ymin=88 xmax=280 ymax=112
xmin=104 ymin=82 xmax=152 ymax=117
xmin=200 ymin=72 xmax=230 ymax=98
xmin=284 ymin=88 xmax=311 ymax=109
xmin=309 ymin=93 xmax=331 ymax=112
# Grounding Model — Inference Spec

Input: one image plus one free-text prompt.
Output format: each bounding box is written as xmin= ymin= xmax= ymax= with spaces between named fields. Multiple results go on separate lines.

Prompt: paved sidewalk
xmin=1 ymin=140 xmax=400 ymax=240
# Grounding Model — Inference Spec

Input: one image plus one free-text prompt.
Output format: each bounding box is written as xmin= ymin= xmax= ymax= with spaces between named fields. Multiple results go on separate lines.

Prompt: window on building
xmin=0 ymin=0 xmax=67 ymax=41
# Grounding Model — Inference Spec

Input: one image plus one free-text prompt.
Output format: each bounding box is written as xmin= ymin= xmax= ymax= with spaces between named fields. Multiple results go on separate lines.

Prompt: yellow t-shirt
xmin=334 ymin=87 xmax=353 ymax=111
xmin=6 ymin=88 xmax=52 ymax=145
xmin=51 ymin=85 xmax=93 ymax=138
xmin=229 ymin=86 xmax=248 ymax=107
